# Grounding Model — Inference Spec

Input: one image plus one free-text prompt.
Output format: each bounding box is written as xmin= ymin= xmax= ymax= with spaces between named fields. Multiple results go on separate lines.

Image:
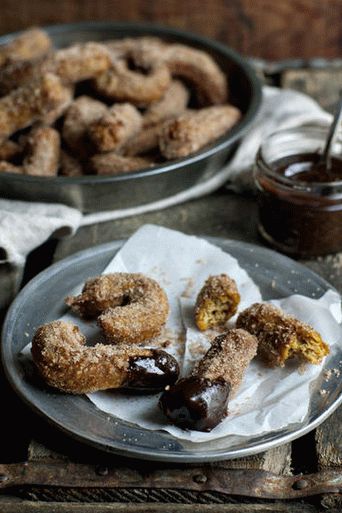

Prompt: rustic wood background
xmin=0 ymin=0 xmax=341 ymax=60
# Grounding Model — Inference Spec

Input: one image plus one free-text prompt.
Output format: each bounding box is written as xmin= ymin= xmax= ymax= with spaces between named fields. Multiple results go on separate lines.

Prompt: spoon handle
xmin=321 ymin=97 xmax=342 ymax=170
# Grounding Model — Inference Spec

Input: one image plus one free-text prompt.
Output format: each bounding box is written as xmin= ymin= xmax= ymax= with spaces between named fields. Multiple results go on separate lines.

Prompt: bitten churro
xmin=160 ymin=329 xmax=258 ymax=431
xmin=62 ymin=95 xmax=107 ymax=157
xmin=0 ymin=73 xmax=71 ymax=141
xmin=23 ymin=126 xmax=60 ymax=176
xmin=32 ymin=320 xmax=179 ymax=394
xmin=0 ymin=28 xmax=51 ymax=67
xmin=88 ymin=103 xmax=142 ymax=152
xmin=90 ymin=152 xmax=153 ymax=175
xmin=94 ymin=58 xmax=171 ymax=105
xmin=66 ymin=273 xmax=169 ymax=344
xmin=195 ymin=274 xmax=240 ymax=331
xmin=143 ymin=80 xmax=190 ymax=127
xmin=159 ymin=105 xmax=241 ymax=159
xmin=236 ymin=303 xmax=330 ymax=367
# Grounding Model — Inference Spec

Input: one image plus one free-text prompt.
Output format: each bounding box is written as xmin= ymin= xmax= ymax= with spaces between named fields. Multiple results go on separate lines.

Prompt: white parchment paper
xmin=22 ymin=225 xmax=342 ymax=443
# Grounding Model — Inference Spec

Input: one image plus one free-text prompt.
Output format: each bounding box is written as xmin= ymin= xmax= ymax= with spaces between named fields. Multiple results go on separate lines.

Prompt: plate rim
xmin=2 ymin=236 xmax=342 ymax=462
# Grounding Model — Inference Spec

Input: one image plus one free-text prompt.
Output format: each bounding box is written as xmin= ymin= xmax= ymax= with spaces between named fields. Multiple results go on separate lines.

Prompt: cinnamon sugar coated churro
xmin=65 ymin=273 xmax=169 ymax=344
xmin=0 ymin=161 xmax=22 ymax=173
xmin=236 ymin=303 xmax=330 ymax=367
xmin=94 ymin=58 xmax=171 ymax=105
xmin=159 ymin=105 xmax=241 ymax=159
xmin=195 ymin=274 xmax=240 ymax=331
xmin=0 ymin=30 xmax=242 ymax=177
xmin=50 ymin=43 xmax=111 ymax=83
xmin=31 ymin=320 xmax=179 ymax=394
xmin=0 ymin=73 xmax=70 ymax=141
xmin=160 ymin=329 xmax=258 ymax=431
xmin=143 ymin=80 xmax=190 ymax=127
xmin=62 ymin=95 xmax=107 ymax=157
xmin=88 ymin=103 xmax=142 ymax=152
xmin=0 ymin=139 xmax=21 ymax=161
xmin=23 ymin=126 xmax=60 ymax=176
xmin=0 ymin=28 xmax=51 ymax=67
xmin=90 ymin=153 xmax=153 ymax=175
xmin=59 ymin=150 xmax=83 ymax=177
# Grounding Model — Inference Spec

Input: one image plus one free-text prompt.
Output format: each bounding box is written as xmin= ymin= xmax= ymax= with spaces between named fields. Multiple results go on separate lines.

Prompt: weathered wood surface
xmin=0 ymin=0 xmax=342 ymax=60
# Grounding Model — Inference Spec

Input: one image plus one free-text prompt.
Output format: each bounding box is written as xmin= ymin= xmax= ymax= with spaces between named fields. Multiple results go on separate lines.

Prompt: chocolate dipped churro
xmin=160 ymin=329 xmax=258 ymax=431
xmin=32 ymin=320 xmax=179 ymax=394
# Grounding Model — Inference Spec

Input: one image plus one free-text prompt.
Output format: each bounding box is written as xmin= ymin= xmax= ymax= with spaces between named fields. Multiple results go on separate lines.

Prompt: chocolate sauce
xmin=124 ymin=350 xmax=179 ymax=391
xmin=276 ymin=153 xmax=342 ymax=183
xmin=256 ymin=152 xmax=342 ymax=256
xmin=159 ymin=376 xmax=231 ymax=432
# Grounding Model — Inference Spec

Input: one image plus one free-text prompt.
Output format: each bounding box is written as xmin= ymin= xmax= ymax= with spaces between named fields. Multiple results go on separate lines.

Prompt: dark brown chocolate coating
xmin=159 ymin=376 xmax=231 ymax=431
xmin=124 ymin=349 xmax=179 ymax=391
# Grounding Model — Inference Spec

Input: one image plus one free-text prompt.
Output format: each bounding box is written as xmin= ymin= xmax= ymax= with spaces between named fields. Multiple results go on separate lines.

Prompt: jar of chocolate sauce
xmin=254 ymin=127 xmax=342 ymax=257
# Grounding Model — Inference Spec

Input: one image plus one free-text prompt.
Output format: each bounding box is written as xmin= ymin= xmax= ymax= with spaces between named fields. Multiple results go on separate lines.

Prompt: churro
xmin=32 ymin=320 xmax=179 ymax=394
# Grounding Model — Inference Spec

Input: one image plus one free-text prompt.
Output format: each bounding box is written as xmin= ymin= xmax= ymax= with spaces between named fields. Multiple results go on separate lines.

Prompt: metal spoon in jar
xmin=320 ymin=96 xmax=342 ymax=172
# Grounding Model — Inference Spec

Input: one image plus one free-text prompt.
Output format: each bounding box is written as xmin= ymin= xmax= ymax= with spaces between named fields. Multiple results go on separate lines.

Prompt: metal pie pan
xmin=2 ymin=237 xmax=342 ymax=462
xmin=0 ymin=22 xmax=261 ymax=212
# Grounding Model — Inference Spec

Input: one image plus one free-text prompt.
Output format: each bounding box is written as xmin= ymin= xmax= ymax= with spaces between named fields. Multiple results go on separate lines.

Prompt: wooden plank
xmin=0 ymin=498 xmax=320 ymax=513
xmin=0 ymin=0 xmax=341 ymax=60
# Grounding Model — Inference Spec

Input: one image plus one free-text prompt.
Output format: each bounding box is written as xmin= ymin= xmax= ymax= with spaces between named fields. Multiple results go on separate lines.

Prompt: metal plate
xmin=0 ymin=22 xmax=261 ymax=213
xmin=2 ymin=238 xmax=342 ymax=462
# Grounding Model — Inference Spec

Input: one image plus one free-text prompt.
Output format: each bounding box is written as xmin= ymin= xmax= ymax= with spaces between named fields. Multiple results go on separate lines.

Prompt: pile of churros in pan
xmin=0 ymin=27 xmax=241 ymax=177
xmin=31 ymin=272 xmax=330 ymax=432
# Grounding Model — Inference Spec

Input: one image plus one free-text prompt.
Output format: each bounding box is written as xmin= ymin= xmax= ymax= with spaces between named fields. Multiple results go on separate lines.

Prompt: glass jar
xmin=254 ymin=127 xmax=342 ymax=257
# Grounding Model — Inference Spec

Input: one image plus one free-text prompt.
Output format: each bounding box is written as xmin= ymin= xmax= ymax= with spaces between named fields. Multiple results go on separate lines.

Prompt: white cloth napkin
xmin=0 ymin=86 xmax=332 ymax=270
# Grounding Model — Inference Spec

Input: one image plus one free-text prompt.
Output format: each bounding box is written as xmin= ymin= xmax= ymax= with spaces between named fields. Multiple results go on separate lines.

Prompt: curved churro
xmin=159 ymin=105 xmax=241 ymax=159
xmin=65 ymin=273 xmax=169 ymax=344
xmin=236 ymin=303 xmax=330 ymax=367
xmin=162 ymin=44 xmax=227 ymax=105
xmin=94 ymin=58 xmax=171 ymax=105
xmin=195 ymin=274 xmax=240 ymax=331
xmin=62 ymin=95 xmax=107 ymax=157
xmin=90 ymin=152 xmax=153 ymax=175
xmin=143 ymin=80 xmax=190 ymax=127
xmin=0 ymin=28 xmax=51 ymax=67
xmin=88 ymin=103 xmax=142 ymax=152
xmin=32 ymin=320 xmax=179 ymax=394
xmin=23 ymin=126 xmax=60 ymax=176
xmin=0 ymin=73 xmax=71 ymax=141
xmin=160 ymin=329 xmax=258 ymax=431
